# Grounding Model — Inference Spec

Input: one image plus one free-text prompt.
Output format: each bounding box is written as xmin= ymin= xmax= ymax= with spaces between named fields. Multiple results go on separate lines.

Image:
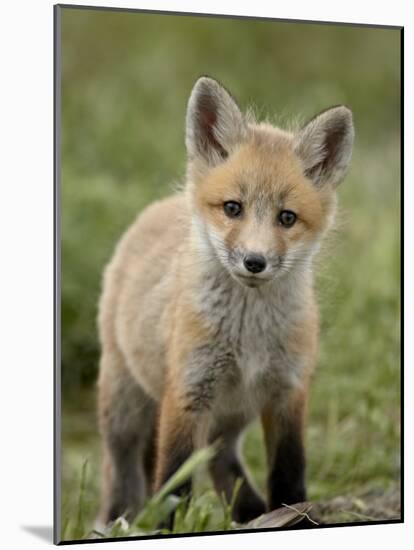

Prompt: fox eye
xmin=279 ymin=210 xmax=297 ymax=227
xmin=223 ymin=201 xmax=242 ymax=218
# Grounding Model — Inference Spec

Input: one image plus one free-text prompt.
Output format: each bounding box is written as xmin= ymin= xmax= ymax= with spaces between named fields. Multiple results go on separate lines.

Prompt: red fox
xmin=97 ymin=76 xmax=354 ymax=527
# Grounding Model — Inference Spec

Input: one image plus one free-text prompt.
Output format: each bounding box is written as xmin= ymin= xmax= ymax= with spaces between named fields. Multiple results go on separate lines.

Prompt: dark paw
xmin=270 ymin=485 xmax=306 ymax=512
xmin=233 ymin=492 xmax=267 ymax=523
xmin=157 ymin=512 xmax=175 ymax=533
xmin=106 ymin=502 xmax=129 ymax=524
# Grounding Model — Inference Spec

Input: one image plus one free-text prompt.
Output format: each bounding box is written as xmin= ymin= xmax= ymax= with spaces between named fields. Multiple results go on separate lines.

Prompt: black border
xmin=53 ymin=4 xmax=404 ymax=545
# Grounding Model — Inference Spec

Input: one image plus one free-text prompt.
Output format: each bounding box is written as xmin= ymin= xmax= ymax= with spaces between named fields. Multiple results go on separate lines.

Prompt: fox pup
xmin=97 ymin=76 xmax=354 ymax=526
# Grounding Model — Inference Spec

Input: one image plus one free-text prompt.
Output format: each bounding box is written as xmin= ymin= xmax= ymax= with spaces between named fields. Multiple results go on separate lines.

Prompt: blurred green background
xmin=60 ymin=6 xmax=401 ymax=540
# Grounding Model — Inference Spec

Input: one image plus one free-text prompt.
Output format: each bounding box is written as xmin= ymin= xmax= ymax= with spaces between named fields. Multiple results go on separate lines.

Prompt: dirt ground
xmin=243 ymin=483 xmax=401 ymax=530
xmin=311 ymin=482 xmax=401 ymax=524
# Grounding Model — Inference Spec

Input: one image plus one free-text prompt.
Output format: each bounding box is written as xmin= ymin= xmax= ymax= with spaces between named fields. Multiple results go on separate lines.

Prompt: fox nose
xmin=243 ymin=254 xmax=267 ymax=274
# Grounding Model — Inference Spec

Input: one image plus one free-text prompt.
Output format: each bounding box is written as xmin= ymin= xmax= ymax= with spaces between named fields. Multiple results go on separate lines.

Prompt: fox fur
xmin=97 ymin=76 xmax=354 ymax=526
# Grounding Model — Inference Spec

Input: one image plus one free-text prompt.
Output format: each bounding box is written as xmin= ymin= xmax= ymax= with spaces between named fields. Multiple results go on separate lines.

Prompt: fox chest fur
xmin=181 ymin=265 xmax=316 ymax=420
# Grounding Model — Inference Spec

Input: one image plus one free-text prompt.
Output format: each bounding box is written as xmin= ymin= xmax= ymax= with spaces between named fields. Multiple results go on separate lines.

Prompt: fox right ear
xmin=294 ymin=106 xmax=354 ymax=188
xmin=185 ymin=77 xmax=246 ymax=167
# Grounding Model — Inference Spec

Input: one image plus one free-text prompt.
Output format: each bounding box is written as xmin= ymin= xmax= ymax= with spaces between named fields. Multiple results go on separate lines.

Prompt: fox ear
xmin=186 ymin=77 xmax=246 ymax=166
xmin=294 ymin=106 xmax=354 ymax=187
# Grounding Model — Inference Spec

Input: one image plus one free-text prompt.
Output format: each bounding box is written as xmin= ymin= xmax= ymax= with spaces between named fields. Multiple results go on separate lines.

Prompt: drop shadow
xmin=22 ymin=525 xmax=53 ymax=543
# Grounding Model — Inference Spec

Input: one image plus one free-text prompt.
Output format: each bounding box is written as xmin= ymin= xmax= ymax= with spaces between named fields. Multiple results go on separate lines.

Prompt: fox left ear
xmin=294 ymin=106 xmax=354 ymax=187
xmin=185 ymin=76 xmax=246 ymax=167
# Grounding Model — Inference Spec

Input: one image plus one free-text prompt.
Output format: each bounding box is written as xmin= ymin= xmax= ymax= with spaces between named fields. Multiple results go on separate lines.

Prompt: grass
xmin=59 ymin=7 xmax=401 ymax=542
xmin=61 ymin=442 xmax=241 ymax=540
xmin=61 ymin=438 xmax=307 ymax=541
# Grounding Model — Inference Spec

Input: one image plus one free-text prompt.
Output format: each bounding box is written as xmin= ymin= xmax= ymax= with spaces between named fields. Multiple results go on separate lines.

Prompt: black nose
xmin=243 ymin=254 xmax=267 ymax=274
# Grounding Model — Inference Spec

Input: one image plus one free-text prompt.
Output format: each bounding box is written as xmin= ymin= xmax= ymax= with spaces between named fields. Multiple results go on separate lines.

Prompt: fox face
xmin=192 ymin=138 xmax=336 ymax=287
xmin=186 ymin=77 xmax=353 ymax=288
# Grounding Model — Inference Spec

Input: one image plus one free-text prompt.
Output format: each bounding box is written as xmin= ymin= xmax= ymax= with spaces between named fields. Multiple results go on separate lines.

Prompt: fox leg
xmin=154 ymin=336 xmax=224 ymax=492
xmin=261 ymin=387 xmax=308 ymax=511
xmin=97 ymin=349 xmax=156 ymax=524
xmin=154 ymin=336 xmax=241 ymax=527
xmin=154 ymin=383 xmax=208 ymax=495
xmin=143 ymin=419 xmax=158 ymax=496
xmin=208 ymin=418 xmax=266 ymax=523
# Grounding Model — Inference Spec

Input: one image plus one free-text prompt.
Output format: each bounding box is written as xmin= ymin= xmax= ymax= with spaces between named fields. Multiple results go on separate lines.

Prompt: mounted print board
xmin=54 ymin=3 xmax=402 ymax=544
